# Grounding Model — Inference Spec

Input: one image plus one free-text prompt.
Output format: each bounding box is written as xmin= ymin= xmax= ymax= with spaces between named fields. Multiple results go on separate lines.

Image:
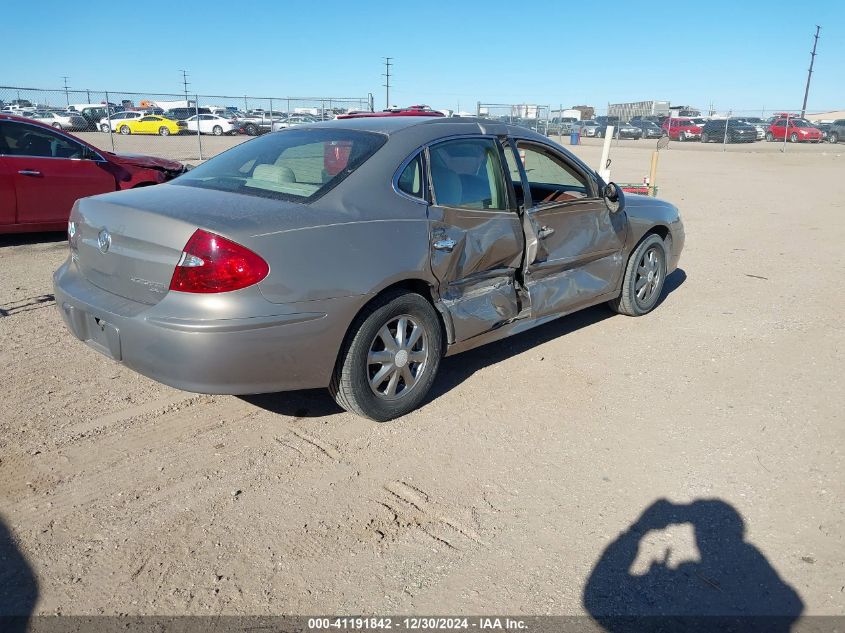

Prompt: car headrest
xmin=252 ymin=164 xmax=296 ymax=183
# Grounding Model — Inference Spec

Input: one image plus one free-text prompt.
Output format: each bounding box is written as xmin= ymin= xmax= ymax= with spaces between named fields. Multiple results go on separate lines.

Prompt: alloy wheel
xmin=367 ymin=315 xmax=429 ymax=401
xmin=635 ymin=247 xmax=663 ymax=306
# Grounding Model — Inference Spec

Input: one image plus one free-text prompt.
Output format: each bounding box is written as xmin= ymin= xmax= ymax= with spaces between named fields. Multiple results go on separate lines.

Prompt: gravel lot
xmin=1 ymin=137 xmax=842 ymax=619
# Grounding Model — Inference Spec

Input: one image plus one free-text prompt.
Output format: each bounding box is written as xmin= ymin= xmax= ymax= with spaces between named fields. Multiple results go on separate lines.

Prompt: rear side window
xmin=0 ymin=122 xmax=87 ymax=159
xmin=175 ymin=128 xmax=386 ymax=203
xmin=397 ymin=153 xmax=423 ymax=198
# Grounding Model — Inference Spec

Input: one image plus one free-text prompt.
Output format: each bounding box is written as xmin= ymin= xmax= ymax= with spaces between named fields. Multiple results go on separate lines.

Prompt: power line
xmin=382 ymin=57 xmax=392 ymax=110
xmin=180 ymin=69 xmax=190 ymax=101
xmin=800 ymin=26 xmax=821 ymax=118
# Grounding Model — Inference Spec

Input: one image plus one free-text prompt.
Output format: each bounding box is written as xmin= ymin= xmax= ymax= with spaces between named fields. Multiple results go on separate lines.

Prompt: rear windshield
xmin=174 ymin=128 xmax=386 ymax=203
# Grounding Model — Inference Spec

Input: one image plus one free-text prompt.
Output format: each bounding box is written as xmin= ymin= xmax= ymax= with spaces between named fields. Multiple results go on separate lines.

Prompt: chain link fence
xmin=0 ymin=86 xmax=372 ymax=162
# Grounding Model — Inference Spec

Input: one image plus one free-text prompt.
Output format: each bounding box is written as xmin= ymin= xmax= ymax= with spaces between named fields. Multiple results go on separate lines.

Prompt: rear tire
xmin=245 ymin=123 xmax=258 ymax=136
xmin=330 ymin=291 xmax=443 ymax=422
xmin=701 ymin=132 xmax=709 ymax=143
xmin=159 ymin=126 xmax=170 ymax=136
xmin=100 ymin=123 xmax=110 ymax=132
xmin=829 ymin=132 xmax=839 ymax=144
xmin=52 ymin=123 xmax=62 ymax=129
xmin=790 ymin=132 xmax=799 ymax=143
xmin=119 ymin=125 xmax=131 ymax=135
xmin=212 ymin=125 xmax=223 ymax=136
xmin=766 ymin=132 xmax=774 ymax=142
xmin=608 ymin=234 xmax=668 ymax=317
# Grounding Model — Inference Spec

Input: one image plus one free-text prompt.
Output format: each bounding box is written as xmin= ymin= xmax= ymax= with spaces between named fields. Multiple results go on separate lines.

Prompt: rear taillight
xmin=169 ymin=229 xmax=269 ymax=293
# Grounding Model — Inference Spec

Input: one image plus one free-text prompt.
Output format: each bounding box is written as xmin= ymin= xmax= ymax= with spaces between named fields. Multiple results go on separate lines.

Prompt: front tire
xmin=100 ymin=123 xmax=110 ymax=132
xmin=212 ymin=125 xmax=223 ymax=136
xmin=119 ymin=125 xmax=131 ymax=135
xmin=829 ymin=132 xmax=839 ymax=144
xmin=245 ymin=123 xmax=258 ymax=136
xmin=766 ymin=132 xmax=774 ymax=142
xmin=608 ymin=234 xmax=667 ymax=317
xmin=701 ymin=132 xmax=709 ymax=143
xmin=330 ymin=291 xmax=443 ymax=421
xmin=52 ymin=123 xmax=62 ymax=129
xmin=790 ymin=132 xmax=799 ymax=143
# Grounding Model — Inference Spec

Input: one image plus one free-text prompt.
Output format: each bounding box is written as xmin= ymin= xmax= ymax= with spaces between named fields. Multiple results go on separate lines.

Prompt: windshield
xmin=174 ymin=128 xmax=386 ymax=203
xmin=790 ymin=120 xmax=809 ymax=127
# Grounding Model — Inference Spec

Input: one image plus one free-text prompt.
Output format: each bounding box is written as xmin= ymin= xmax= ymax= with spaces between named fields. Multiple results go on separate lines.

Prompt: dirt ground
xmin=0 ymin=136 xmax=843 ymax=619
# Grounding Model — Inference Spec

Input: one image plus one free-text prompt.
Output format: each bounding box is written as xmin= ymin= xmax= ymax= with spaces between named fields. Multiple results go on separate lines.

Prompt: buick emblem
xmin=97 ymin=229 xmax=112 ymax=254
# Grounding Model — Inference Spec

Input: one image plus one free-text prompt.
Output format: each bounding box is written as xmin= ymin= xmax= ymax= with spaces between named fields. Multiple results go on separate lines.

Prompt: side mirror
xmin=603 ymin=182 xmax=625 ymax=213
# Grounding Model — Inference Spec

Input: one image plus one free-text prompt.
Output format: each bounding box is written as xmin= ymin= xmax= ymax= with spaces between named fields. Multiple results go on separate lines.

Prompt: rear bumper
xmin=53 ymin=259 xmax=362 ymax=394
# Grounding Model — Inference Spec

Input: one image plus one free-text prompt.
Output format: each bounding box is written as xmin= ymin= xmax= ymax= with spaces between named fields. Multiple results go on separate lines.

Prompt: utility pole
xmin=801 ymin=26 xmax=821 ymax=118
xmin=62 ymin=76 xmax=70 ymax=106
xmin=180 ymin=69 xmax=190 ymax=102
xmin=382 ymin=57 xmax=392 ymax=110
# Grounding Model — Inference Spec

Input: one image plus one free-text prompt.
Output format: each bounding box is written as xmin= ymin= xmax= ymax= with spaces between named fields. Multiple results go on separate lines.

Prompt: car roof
xmin=299 ymin=115 xmax=547 ymax=139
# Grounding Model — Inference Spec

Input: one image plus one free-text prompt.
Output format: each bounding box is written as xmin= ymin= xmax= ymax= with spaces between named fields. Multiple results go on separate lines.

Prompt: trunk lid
xmin=71 ymin=183 xmax=313 ymax=305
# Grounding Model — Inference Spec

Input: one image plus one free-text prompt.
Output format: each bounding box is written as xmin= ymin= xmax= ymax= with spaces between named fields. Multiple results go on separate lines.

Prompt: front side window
xmin=175 ymin=128 xmax=386 ymax=203
xmin=0 ymin=122 xmax=88 ymax=159
xmin=429 ymin=138 xmax=507 ymax=210
xmin=516 ymin=142 xmax=590 ymax=205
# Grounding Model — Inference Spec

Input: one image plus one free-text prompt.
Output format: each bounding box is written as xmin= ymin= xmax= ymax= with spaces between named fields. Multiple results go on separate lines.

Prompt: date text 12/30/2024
xmin=307 ymin=618 xmax=528 ymax=630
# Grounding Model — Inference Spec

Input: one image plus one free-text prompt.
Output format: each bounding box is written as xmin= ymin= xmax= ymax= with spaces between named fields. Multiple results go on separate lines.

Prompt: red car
xmin=0 ymin=114 xmax=185 ymax=234
xmin=661 ymin=117 xmax=703 ymax=142
xmin=336 ymin=105 xmax=445 ymax=119
xmin=766 ymin=117 xmax=823 ymax=143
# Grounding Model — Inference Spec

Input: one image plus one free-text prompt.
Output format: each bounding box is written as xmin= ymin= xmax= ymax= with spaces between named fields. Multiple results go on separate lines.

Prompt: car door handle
xmin=18 ymin=170 xmax=42 ymax=176
xmin=432 ymin=238 xmax=456 ymax=252
xmin=538 ymin=226 xmax=555 ymax=239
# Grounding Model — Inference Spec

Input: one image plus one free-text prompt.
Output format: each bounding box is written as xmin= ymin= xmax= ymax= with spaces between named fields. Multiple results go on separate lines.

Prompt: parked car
xmin=184 ymin=113 xmax=238 ymax=135
xmin=632 ymin=121 xmax=663 ymax=139
xmin=593 ymin=117 xmax=620 ymax=138
xmin=826 ymin=119 xmax=845 ymax=144
xmin=336 ymin=105 xmax=445 ymax=120
xmin=67 ymin=104 xmax=111 ymax=131
xmin=117 ymin=115 xmax=186 ymax=136
xmin=612 ymin=122 xmax=644 ymax=140
xmin=239 ymin=112 xmax=285 ymax=135
xmin=737 ymin=117 xmax=766 ymax=140
xmin=814 ymin=122 xmax=831 ymax=141
xmin=661 ymin=118 xmax=702 ymax=141
xmin=270 ymin=115 xmax=319 ymax=132
xmin=700 ymin=119 xmax=758 ymax=143
xmin=164 ymin=107 xmax=213 ymax=122
xmin=0 ymin=114 xmax=184 ymax=234
xmin=28 ymin=110 xmax=89 ymax=131
xmin=53 ymin=116 xmax=684 ymax=421
xmin=572 ymin=120 xmax=600 ymax=137
xmin=99 ymin=110 xmax=146 ymax=132
xmin=766 ymin=118 xmax=823 ymax=143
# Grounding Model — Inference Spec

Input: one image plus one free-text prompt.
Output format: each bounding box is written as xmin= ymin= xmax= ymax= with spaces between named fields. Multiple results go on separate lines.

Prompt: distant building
xmin=608 ymin=100 xmax=670 ymax=120
xmin=572 ymin=105 xmax=595 ymax=120
xmin=805 ymin=110 xmax=845 ymax=122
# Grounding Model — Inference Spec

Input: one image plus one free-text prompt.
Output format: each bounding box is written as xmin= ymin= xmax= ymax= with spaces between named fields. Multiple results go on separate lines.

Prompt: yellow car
xmin=117 ymin=115 xmax=186 ymax=136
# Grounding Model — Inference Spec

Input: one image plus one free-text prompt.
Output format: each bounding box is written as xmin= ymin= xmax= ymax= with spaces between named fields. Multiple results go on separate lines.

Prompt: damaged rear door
xmin=426 ymin=136 xmax=524 ymax=343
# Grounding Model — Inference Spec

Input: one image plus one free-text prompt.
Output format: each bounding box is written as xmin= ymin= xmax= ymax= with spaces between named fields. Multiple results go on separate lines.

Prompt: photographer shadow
xmin=0 ymin=515 xmax=38 ymax=633
xmin=583 ymin=499 xmax=803 ymax=633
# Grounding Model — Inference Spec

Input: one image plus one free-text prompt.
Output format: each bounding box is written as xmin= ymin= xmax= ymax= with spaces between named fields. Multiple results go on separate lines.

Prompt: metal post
xmin=722 ymin=112 xmax=730 ymax=149
xmin=269 ymin=98 xmax=274 ymax=132
xmin=782 ymin=113 xmax=790 ymax=153
xmin=244 ymin=95 xmax=248 ymax=113
xmin=105 ymin=91 xmax=115 ymax=152
xmin=321 ymin=99 xmax=325 ymax=120
xmin=195 ymin=95 xmax=203 ymax=161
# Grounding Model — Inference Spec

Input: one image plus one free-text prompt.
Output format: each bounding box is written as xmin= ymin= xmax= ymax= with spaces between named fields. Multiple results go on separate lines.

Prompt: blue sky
xmin=1 ymin=0 xmax=842 ymax=114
